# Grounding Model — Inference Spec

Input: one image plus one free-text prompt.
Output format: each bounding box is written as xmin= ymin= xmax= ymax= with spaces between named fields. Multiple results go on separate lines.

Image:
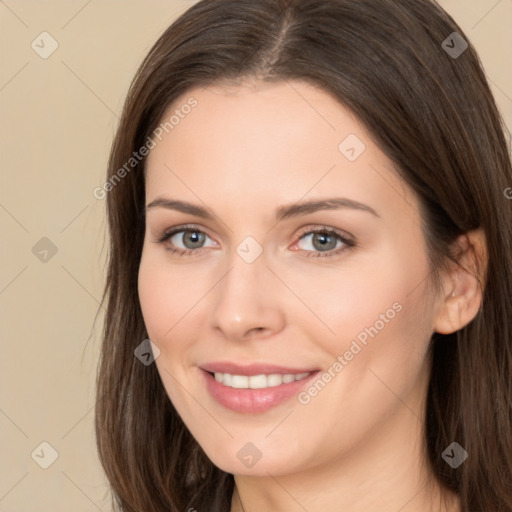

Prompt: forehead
xmin=144 ymin=80 xmax=418 ymax=223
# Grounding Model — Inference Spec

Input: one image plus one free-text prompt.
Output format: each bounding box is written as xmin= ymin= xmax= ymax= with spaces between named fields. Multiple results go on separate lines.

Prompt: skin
xmin=138 ymin=79 xmax=485 ymax=512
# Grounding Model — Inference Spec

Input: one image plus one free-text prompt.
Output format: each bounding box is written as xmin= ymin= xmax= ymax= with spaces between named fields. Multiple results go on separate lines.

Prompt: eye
xmin=292 ymin=227 xmax=356 ymax=258
xmin=154 ymin=225 xmax=217 ymax=256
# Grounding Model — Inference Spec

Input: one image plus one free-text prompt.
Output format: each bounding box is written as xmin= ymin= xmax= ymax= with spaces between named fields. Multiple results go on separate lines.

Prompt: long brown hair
xmin=94 ymin=1 xmax=512 ymax=510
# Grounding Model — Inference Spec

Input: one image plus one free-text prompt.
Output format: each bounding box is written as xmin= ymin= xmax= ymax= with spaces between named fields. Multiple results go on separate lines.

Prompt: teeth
xmin=232 ymin=375 xmax=249 ymax=388
xmin=213 ymin=371 xmax=311 ymax=389
xmin=248 ymin=374 xmax=267 ymax=389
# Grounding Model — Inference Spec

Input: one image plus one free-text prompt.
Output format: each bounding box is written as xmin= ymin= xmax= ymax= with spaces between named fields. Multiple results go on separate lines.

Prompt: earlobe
xmin=434 ymin=294 xmax=472 ymax=335
xmin=433 ymin=229 xmax=487 ymax=335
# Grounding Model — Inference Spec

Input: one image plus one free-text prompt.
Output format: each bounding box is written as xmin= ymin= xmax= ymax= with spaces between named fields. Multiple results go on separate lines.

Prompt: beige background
xmin=0 ymin=1 xmax=510 ymax=510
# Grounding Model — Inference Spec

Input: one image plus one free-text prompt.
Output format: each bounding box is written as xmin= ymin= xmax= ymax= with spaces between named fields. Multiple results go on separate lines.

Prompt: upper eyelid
xmin=161 ymin=224 xmax=215 ymax=241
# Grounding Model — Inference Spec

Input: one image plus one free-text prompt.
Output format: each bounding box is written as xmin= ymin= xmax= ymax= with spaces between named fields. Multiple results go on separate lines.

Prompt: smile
xmin=200 ymin=365 xmax=320 ymax=413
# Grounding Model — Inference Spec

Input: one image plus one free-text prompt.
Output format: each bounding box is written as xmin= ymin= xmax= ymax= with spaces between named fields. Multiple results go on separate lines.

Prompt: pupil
xmin=313 ymin=233 xmax=336 ymax=251
xmin=184 ymin=231 xmax=205 ymax=248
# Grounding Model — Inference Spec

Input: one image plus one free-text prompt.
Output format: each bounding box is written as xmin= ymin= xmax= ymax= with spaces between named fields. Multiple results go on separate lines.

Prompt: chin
xmin=199 ymin=440 xmax=305 ymax=477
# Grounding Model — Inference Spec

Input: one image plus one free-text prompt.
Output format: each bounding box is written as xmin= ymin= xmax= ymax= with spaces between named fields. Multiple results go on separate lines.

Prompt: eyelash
xmin=153 ymin=224 xmax=357 ymax=258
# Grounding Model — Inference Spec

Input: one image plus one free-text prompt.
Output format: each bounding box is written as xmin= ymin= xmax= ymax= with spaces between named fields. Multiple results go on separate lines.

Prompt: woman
xmin=94 ymin=0 xmax=512 ymax=511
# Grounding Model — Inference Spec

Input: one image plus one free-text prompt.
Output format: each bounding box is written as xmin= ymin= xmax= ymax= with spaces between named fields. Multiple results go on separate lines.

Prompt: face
xmin=138 ymin=79 xmax=443 ymax=476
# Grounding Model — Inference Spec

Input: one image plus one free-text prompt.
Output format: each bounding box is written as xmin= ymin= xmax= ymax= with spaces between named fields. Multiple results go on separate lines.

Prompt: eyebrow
xmin=145 ymin=197 xmax=380 ymax=221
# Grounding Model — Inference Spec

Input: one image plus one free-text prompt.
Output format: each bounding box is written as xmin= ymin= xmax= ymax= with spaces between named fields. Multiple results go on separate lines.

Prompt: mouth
xmin=199 ymin=363 xmax=320 ymax=414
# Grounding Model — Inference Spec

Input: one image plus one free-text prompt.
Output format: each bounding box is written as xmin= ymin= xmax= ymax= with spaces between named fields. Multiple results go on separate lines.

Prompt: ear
xmin=433 ymin=228 xmax=487 ymax=335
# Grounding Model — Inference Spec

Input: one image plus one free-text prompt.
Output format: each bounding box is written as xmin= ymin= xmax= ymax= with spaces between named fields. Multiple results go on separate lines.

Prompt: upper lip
xmin=200 ymin=361 xmax=319 ymax=376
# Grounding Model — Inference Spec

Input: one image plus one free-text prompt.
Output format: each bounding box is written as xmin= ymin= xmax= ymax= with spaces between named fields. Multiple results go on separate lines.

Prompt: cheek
xmin=299 ymin=245 xmax=434 ymax=380
xmin=137 ymin=250 xmax=186 ymax=345
xmin=324 ymin=235 xmax=432 ymax=348
xmin=277 ymin=255 xmax=410 ymax=354
xmin=137 ymin=245 xmax=204 ymax=338
xmin=138 ymin=257 xmax=165 ymax=339
xmin=137 ymin=255 xmax=198 ymax=408
xmin=137 ymin=247 xmax=222 ymax=377
xmin=322 ymin=274 xmax=435 ymax=419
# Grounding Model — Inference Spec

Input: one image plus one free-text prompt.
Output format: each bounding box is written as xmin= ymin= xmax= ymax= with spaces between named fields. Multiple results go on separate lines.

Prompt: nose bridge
xmin=209 ymin=240 xmax=285 ymax=340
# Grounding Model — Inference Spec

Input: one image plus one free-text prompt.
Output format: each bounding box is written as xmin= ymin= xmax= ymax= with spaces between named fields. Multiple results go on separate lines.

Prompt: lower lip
xmin=201 ymin=369 xmax=320 ymax=414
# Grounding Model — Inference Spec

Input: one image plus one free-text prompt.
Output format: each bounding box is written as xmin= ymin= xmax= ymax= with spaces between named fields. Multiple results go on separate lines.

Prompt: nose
xmin=209 ymin=249 xmax=286 ymax=342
